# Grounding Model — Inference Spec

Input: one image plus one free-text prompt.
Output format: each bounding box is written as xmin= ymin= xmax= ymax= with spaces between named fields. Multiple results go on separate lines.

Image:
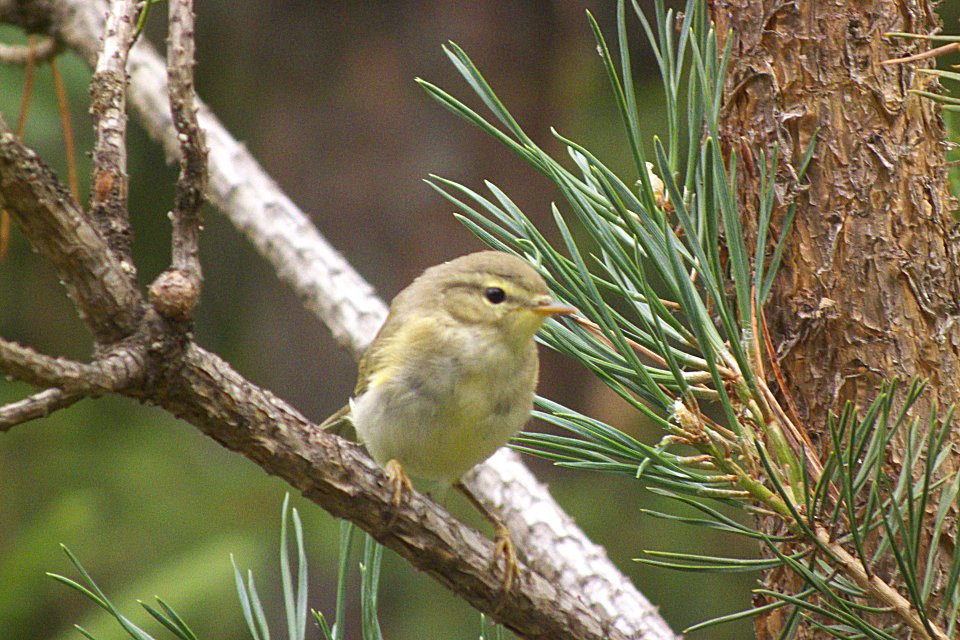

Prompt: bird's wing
xmin=353 ymin=307 xmax=406 ymax=397
xmin=320 ymin=404 xmax=350 ymax=435
xmin=320 ymin=308 xmax=404 ymax=439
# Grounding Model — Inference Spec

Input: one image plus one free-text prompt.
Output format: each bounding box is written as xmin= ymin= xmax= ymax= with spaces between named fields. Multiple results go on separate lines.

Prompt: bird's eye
xmin=484 ymin=287 xmax=506 ymax=304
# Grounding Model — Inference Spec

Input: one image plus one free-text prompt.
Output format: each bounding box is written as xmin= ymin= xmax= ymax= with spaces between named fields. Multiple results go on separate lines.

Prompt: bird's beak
xmin=530 ymin=297 xmax=578 ymax=317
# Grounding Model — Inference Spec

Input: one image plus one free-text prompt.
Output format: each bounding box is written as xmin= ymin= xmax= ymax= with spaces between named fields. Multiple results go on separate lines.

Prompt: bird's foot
xmin=453 ymin=481 xmax=521 ymax=595
xmin=493 ymin=523 xmax=519 ymax=593
xmin=383 ymin=459 xmax=413 ymax=525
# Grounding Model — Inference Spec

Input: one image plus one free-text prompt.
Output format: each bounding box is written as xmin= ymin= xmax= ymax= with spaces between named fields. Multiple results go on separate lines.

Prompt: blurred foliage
xmin=6 ymin=1 xmax=958 ymax=639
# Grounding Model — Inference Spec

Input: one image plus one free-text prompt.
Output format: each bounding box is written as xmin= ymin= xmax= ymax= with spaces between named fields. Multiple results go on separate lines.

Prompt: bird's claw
xmin=494 ymin=524 xmax=519 ymax=593
xmin=384 ymin=459 xmax=413 ymax=524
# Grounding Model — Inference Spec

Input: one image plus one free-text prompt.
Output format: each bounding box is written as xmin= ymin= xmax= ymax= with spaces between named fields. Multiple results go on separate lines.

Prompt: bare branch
xmin=466 ymin=451 xmax=674 ymax=639
xmin=0 ymin=338 xmax=101 ymax=388
xmin=89 ymin=0 xmax=140 ymax=266
xmin=0 ymin=388 xmax=85 ymax=432
xmin=0 ymin=118 xmax=143 ymax=342
xmin=162 ymin=0 xmax=207 ymax=316
xmin=145 ymin=343 xmax=630 ymax=640
xmin=0 ymin=337 xmax=144 ymax=392
xmin=815 ymin=525 xmax=950 ymax=640
xmin=0 ymin=36 xmax=57 ymax=64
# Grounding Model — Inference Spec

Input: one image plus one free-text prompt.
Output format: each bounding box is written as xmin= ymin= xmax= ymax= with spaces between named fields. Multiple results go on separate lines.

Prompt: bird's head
xmin=404 ymin=251 xmax=577 ymax=347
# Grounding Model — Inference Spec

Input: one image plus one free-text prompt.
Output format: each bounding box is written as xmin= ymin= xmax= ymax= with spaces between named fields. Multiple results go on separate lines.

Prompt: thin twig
xmin=756 ymin=377 xmax=826 ymax=482
xmin=51 ymin=58 xmax=79 ymax=201
xmin=0 ymin=206 xmax=7 ymax=259
xmin=89 ymin=0 xmax=140 ymax=265
xmin=759 ymin=306 xmax=807 ymax=442
xmin=0 ymin=36 xmax=58 ymax=65
xmin=127 ymin=49 xmax=388 ymax=354
xmin=1 ymin=35 xmax=37 ymax=259
xmin=0 ymin=388 xmax=85 ymax=432
xmin=815 ymin=526 xmax=949 ymax=640
xmin=882 ymin=41 xmax=960 ymax=66
xmin=14 ymin=35 xmax=37 ymax=137
xmin=0 ymin=338 xmax=98 ymax=388
xmin=657 ymin=296 xmax=681 ymax=311
xmin=753 ymin=308 xmax=832 ymax=499
xmin=0 ymin=118 xmax=144 ymax=342
xmin=0 ymin=337 xmax=144 ymax=392
xmin=158 ymin=0 xmax=207 ymax=320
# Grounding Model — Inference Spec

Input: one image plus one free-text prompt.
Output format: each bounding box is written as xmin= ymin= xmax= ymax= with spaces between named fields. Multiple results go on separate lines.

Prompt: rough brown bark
xmin=710 ymin=1 xmax=959 ymax=637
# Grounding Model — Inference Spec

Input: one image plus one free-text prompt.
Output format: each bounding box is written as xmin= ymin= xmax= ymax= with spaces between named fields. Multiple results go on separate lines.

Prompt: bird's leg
xmin=455 ymin=481 xmax=519 ymax=593
xmin=384 ymin=459 xmax=413 ymax=511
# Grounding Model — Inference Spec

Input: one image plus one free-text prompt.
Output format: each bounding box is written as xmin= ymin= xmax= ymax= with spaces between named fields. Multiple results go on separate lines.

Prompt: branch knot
xmin=148 ymin=269 xmax=199 ymax=321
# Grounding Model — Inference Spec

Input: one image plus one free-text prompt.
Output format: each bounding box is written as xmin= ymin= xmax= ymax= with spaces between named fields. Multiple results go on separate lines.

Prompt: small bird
xmin=323 ymin=250 xmax=576 ymax=589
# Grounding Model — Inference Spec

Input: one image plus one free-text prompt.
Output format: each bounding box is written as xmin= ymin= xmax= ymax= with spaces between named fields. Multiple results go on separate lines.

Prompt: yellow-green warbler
xmin=323 ymin=250 xmax=576 ymax=589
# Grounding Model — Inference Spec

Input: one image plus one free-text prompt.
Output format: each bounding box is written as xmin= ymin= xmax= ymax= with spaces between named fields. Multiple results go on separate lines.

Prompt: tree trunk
xmin=710 ymin=1 xmax=959 ymax=637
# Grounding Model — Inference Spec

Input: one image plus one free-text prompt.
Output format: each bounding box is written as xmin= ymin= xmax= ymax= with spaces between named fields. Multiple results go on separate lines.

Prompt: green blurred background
xmin=2 ymin=2 xmax=957 ymax=639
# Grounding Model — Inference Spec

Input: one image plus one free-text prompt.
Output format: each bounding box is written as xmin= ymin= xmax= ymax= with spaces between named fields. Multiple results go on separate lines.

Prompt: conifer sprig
xmin=422 ymin=1 xmax=958 ymax=637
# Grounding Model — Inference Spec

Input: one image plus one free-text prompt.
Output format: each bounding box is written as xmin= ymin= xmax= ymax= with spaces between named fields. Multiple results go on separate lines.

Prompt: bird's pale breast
xmin=351 ymin=321 xmax=537 ymax=483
